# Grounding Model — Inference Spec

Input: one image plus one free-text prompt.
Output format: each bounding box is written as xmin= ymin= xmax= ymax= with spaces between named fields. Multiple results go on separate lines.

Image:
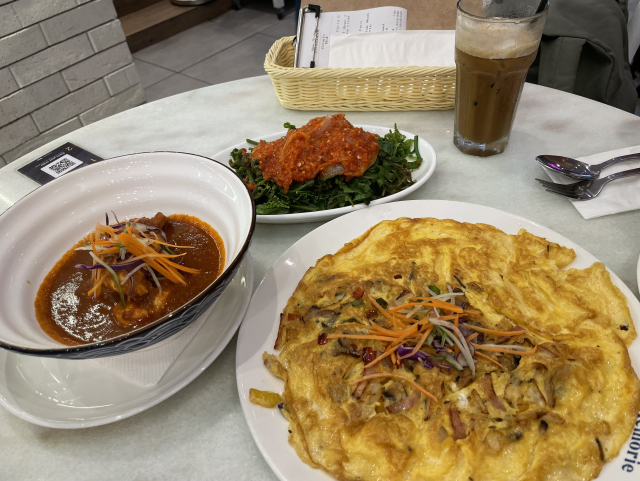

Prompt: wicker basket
xmin=264 ymin=36 xmax=456 ymax=111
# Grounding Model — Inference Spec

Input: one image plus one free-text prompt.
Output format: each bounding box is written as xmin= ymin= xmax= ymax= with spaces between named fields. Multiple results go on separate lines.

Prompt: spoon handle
xmin=594 ymin=153 xmax=640 ymax=172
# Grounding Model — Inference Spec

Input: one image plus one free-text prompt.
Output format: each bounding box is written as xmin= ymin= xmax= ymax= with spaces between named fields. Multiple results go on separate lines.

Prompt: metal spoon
xmin=536 ymin=153 xmax=640 ymax=180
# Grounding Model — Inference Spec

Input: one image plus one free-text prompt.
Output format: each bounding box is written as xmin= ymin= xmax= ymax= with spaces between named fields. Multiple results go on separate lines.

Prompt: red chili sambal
xmin=250 ymin=114 xmax=380 ymax=193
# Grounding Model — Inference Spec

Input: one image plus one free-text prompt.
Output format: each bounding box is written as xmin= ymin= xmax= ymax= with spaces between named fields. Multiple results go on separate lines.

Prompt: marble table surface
xmin=1 ymin=75 xmax=640 ymax=481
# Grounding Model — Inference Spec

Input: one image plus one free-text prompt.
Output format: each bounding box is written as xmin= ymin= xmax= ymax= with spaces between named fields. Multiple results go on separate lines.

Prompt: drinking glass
xmin=454 ymin=0 xmax=548 ymax=157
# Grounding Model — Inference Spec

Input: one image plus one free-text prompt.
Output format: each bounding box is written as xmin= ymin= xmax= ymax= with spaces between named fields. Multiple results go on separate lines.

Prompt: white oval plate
xmin=0 ymin=253 xmax=253 ymax=429
xmin=212 ymin=125 xmax=437 ymax=224
xmin=236 ymin=200 xmax=640 ymax=481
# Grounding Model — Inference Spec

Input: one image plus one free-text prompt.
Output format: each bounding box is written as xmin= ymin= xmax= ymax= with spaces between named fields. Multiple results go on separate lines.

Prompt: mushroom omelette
xmin=253 ymin=217 xmax=640 ymax=481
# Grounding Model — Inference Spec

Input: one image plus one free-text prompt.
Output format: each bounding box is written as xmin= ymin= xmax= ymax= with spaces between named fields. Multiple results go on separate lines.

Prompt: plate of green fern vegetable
xmin=212 ymin=122 xmax=436 ymax=224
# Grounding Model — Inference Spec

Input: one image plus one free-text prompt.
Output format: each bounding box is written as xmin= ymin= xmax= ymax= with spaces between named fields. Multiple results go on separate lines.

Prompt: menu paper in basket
xmin=297 ymin=5 xmax=407 ymax=68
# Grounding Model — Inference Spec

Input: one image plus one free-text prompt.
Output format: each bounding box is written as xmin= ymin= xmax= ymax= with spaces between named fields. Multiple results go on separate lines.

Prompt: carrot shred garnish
xmin=399 ymin=326 xmax=432 ymax=360
xmin=462 ymin=310 xmax=482 ymax=317
xmin=97 ymin=224 xmax=117 ymax=238
xmin=368 ymin=321 xmax=400 ymax=336
xmin=327 ymin=334 xmax=399 ymax=342
xmin=368 ymin=294 xmax=406 ymax=327
xmin=466 ymin=333 xmax=479 ymax=342
xmin=389 ymin=299 xmax=462 ymax=319
xmin=94 ymin=240 xmax=118 ymax=246
xmin=471 ymin=343 xmax=538 ymax=356
xmin=119 ymin=252 xmax=185 ymax=263
xmin=90 ymin=232 xmax=98 ymax=257
xmin=407 ymin=297 xmax=464 ymax=314
xmin=145 ymin=237 xmax=194 ymax=249
xmin=119 ymin=232 xmax=186 ymax=284
xmin=454 ymin=314 xmax=459 ymax=328
xmin=465 ymin=325 xmax=526 ymax=337
xmin=391 ymin=351 xmax=397 ymax=365
xmin=391 ymin=323 xmax=420 ymax=343
xmin=351 ymin=373 xmax=437 ymax=403
xmin=119 ymin=231 xmax=195 ymax=281
xmin=88 ymin=270 xmax=108 ymax=297
xmin=168 ymin=263 xmax=200 ymax=274
xmin=474 ymin=351 xmax=507 ymax=370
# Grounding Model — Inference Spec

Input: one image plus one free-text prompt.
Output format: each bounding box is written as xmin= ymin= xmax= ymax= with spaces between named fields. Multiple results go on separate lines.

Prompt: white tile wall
xmin=10 ymin=34 xmax=95 ymax=87
xmin=80 ymin=83 xmax=144 ymax=125
xmin=11 ymin=0 xmax=77 ymax=28
xmin=40 ymin=0 xmax=117 ymax=45
xmin=0 ymin=114 xmax=39 ymax=153
xmin=0 ymin=25 xmax=48 ymax=69
xmin=0 ymin=73 xmax=68 ymax=127
xmin=0 ymin=68 xmax=19 ymax=98
xmin=2 ymin=116 xmax=82 ymax=163
xmin=62 ymin=42 xmax=132 ymax=91
xmin=32 ymin=78 xmax=109 ymax=131
xmin=88 ymin=19 xmax=126 ymax=52
xmin=0 ymin=0 xmax=145 ymax=161
xmin=0 ymin=4 xmax=23 ymax=38
xmin=104 ymin=63 xmax=140 ymax=95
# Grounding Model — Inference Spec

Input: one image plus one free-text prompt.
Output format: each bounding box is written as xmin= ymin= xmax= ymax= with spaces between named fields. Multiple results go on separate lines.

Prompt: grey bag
xmin=527 ymin=0 xmax=637 ymax=112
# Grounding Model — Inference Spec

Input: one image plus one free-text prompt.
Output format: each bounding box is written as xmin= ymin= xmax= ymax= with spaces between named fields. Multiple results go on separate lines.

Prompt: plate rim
xmin=0 ymin=253 xmax=254 ymax=429
xmin=211 ymin=124 xmax=437 ymax=224
xmin=235 ymin=199 xmax=640 ymax=481
xmin=0 ymin=151 xmax=256 ymax=356
xmin=637 ymin=253 xmax=640 ymax=294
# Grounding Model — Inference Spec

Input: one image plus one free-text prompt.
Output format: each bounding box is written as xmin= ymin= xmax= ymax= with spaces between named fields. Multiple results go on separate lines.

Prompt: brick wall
xmin=0 ymin=0 xmax=145 ymax=166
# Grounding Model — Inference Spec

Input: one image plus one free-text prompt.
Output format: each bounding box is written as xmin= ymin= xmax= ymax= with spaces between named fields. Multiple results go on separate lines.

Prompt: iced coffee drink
xmin=454 ymin=0 xmax=548 ymax=157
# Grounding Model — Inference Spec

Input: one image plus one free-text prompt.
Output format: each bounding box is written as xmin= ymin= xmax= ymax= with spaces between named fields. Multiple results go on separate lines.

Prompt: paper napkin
xmin=91 ymin=312 xmax=208 ymax=387
xmin=328 ymin=30 xmax=456 ymax=69
xmin=544 ymin=144 xmax=640 ymax=219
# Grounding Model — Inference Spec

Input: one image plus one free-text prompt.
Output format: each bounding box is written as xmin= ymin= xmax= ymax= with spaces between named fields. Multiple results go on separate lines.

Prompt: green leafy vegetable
xmin=229 ymin=122 xmax=422 ymax=215
xmin=351 ymin=299 xmax=365 ymax=308
xmin=428 ymin=285 xmax=441 ymax=295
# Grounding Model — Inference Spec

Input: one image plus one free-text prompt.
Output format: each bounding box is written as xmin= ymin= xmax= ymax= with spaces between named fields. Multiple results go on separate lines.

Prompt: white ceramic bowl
xmin=0 ymin=152 xmax=255 ymax=359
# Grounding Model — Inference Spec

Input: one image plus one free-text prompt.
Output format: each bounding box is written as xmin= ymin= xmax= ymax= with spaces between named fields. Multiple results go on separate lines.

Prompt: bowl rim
xmin=0 ymin=151 xmax=256 ymax=356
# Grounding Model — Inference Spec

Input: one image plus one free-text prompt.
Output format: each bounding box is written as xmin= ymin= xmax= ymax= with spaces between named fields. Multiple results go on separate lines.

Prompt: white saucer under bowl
xmin=0 ymin=253 xmax=253 ymax=429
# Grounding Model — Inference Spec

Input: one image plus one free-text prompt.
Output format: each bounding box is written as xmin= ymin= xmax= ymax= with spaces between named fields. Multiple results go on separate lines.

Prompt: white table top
xmin=2 ymin=75 xmax=640 ymax=480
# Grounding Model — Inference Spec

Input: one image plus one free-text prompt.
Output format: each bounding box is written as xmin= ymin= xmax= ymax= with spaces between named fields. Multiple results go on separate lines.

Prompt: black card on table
xmin=17 ymin=142 xmax=104 ymax=186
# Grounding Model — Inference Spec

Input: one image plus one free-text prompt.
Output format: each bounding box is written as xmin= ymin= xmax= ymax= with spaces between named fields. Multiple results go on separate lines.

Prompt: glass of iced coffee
xmin=454 ymin=0 xmax=548 ymax=157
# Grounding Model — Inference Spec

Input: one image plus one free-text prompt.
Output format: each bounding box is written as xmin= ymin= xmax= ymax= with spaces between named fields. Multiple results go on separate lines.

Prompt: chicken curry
xmin=35 ymin=212 xmax=224 ymax=345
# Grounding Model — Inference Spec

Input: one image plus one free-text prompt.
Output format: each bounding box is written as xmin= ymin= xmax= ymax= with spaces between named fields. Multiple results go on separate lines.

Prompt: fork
xmin=535 ymin=167 xmax=640 ymax=200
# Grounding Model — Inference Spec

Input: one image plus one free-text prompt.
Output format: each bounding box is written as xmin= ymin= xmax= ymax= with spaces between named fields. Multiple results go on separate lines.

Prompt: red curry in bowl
xmin=35 ymin=213 xmax=224 ymax=345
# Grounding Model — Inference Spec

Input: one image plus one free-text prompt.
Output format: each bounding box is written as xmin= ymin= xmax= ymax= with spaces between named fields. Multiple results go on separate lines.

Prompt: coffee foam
xmin=455 ymin=13 xmax=542 ymax=59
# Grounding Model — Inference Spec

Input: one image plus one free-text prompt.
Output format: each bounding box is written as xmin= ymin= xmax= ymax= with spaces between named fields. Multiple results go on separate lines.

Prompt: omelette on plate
xmin=254 ymin=218 xmax=640 ymax=481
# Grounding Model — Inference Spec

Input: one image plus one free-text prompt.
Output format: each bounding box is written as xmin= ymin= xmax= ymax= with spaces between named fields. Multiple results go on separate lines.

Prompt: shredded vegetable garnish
xmin=89 ymin=251 xmax=125 ymax=308
xmin=75 ymin=214 xmax=200 ymax=309
xmin=318 ymin=285 xmax=538 ymax=401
